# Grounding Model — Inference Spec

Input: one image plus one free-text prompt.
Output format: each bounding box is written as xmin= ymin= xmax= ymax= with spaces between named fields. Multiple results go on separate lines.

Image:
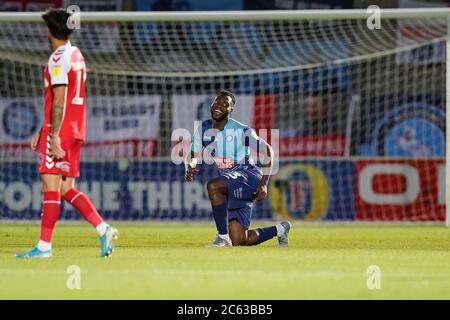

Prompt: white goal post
xmin=0 ymin=9 xmax=449 ymax=225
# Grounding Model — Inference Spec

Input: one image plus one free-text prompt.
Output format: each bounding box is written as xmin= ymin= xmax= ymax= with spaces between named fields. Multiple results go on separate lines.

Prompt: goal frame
xmin=0 ymin=8 xmax=449 ymax=226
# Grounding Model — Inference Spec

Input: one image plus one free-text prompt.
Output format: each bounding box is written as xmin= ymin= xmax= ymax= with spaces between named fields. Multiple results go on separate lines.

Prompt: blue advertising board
xmin=268 ymin=161 xmax=355 ymax=221
xmin=0 ymin=160 xmax=355 ymax=221
xmin=360 ymin=103 xmax=445 ymax=157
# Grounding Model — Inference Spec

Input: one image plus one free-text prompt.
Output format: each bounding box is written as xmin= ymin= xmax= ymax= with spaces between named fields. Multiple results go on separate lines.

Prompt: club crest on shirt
xmin=52 ymin=65 xmax=61 ymax=76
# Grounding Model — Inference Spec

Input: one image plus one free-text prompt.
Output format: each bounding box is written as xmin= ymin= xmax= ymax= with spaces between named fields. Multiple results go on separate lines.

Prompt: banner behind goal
xmin=0 ymin=10 xmax=448 ymax=223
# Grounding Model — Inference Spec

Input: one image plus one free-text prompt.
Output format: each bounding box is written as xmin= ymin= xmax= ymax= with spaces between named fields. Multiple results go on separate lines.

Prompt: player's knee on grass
xmin=230 ymin=233 xmax=248 ymax=246
xmin=229 ymin=220 xmax=250 ymax=246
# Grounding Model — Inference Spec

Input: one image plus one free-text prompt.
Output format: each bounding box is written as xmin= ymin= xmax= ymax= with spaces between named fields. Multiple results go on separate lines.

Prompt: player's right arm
xmin=184 ymin=151 xmax=200 ymax=182
xmin=184 ymin=122 xmax=203 ymax=182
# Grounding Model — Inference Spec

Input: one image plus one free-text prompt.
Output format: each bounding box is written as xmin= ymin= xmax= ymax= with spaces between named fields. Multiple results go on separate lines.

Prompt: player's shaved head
xmin=42 ymin=8 xmax=73 ymax=40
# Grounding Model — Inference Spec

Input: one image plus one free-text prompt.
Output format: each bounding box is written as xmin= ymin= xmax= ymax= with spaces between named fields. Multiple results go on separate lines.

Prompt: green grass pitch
xmin=1 ymin=223 xmax=449 ymax=299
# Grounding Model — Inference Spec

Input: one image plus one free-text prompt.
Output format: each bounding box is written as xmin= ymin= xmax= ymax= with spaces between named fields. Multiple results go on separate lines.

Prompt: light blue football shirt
xmin=191 ymin=117 xmax=259 ymax=171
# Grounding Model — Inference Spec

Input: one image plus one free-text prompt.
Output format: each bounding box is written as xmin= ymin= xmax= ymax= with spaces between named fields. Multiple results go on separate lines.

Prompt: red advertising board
xmin=356 ymin=159 xmax=445 ymax=221
xmin=0 ymin=0 xmax=62 ymax=11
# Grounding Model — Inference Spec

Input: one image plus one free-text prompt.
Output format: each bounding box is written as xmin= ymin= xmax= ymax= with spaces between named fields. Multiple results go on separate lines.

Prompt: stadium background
xmin=0 ymin=0 xmax=448 ymax=223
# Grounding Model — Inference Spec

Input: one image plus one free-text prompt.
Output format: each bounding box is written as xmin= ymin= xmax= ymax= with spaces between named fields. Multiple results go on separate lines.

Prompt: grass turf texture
xmin=0 ymin=223 xmax=449 ymax=299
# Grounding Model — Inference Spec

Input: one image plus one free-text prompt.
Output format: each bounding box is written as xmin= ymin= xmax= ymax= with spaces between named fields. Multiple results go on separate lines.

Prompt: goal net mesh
xmin=0 ymin=14 xmax=446 ymax=221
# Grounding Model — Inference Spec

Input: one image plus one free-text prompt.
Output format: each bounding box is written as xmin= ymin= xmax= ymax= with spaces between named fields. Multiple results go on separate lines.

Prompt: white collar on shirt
xmin=54 ymin=41 xmax=71 ymax=52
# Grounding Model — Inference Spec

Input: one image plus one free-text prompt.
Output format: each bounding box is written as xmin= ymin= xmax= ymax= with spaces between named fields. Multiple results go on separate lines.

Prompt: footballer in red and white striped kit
xmin=16 ymin=8 xmax=118 ymax=258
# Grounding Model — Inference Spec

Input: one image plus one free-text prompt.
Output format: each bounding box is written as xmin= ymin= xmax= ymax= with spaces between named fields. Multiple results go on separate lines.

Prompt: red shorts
xmin=37 ymin=132 xmax=83 ymax=178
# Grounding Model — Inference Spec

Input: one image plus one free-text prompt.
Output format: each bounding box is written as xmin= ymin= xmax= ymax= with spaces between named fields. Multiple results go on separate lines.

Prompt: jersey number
xmin=223 ymin=172 xmax=242 ymax=180
xmin=71 ymin=70 xmax=85 ymax=105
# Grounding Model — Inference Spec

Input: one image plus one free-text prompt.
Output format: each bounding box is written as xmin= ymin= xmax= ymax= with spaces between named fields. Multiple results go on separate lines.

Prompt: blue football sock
xmin=212 ymin=202 xmax=229 ymax=235
xmin=255 ymin=226 xmax=277 ymax=245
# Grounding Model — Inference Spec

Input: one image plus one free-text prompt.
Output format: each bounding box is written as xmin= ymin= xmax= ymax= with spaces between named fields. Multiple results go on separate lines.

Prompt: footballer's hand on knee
xmin=254 ymin=183 xmax=268 ymax=201
xmin=185 ymin=166 xmax=199 ymax=182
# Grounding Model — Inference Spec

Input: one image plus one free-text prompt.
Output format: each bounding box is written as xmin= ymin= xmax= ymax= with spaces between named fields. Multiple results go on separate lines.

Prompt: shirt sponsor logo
xmin=214 ymin=157 xmax=234 ymax=169
xmin=56 ymin=161 xmax=70 ymax=172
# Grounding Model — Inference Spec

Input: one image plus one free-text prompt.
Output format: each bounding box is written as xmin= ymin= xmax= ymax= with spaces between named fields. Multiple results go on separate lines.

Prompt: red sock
xmin=40 ymin=191 xmax=61 ymax=242
xmin=63 ymin=188 xmax=103 ymax=227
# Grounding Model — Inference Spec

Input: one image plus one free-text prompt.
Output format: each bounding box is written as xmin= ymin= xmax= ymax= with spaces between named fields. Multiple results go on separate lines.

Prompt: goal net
xmin=0 ymin=10 xmax=448 ymax=223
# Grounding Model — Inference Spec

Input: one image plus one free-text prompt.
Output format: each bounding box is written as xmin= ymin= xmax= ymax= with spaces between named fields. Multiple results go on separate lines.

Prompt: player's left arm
xmin=48 ymin=53 xmax=70 ymax=159
xmin=49 ymin=85 xmax=68 ymax=159
xmin=248 ymin=129 xmax=274 ymax=201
